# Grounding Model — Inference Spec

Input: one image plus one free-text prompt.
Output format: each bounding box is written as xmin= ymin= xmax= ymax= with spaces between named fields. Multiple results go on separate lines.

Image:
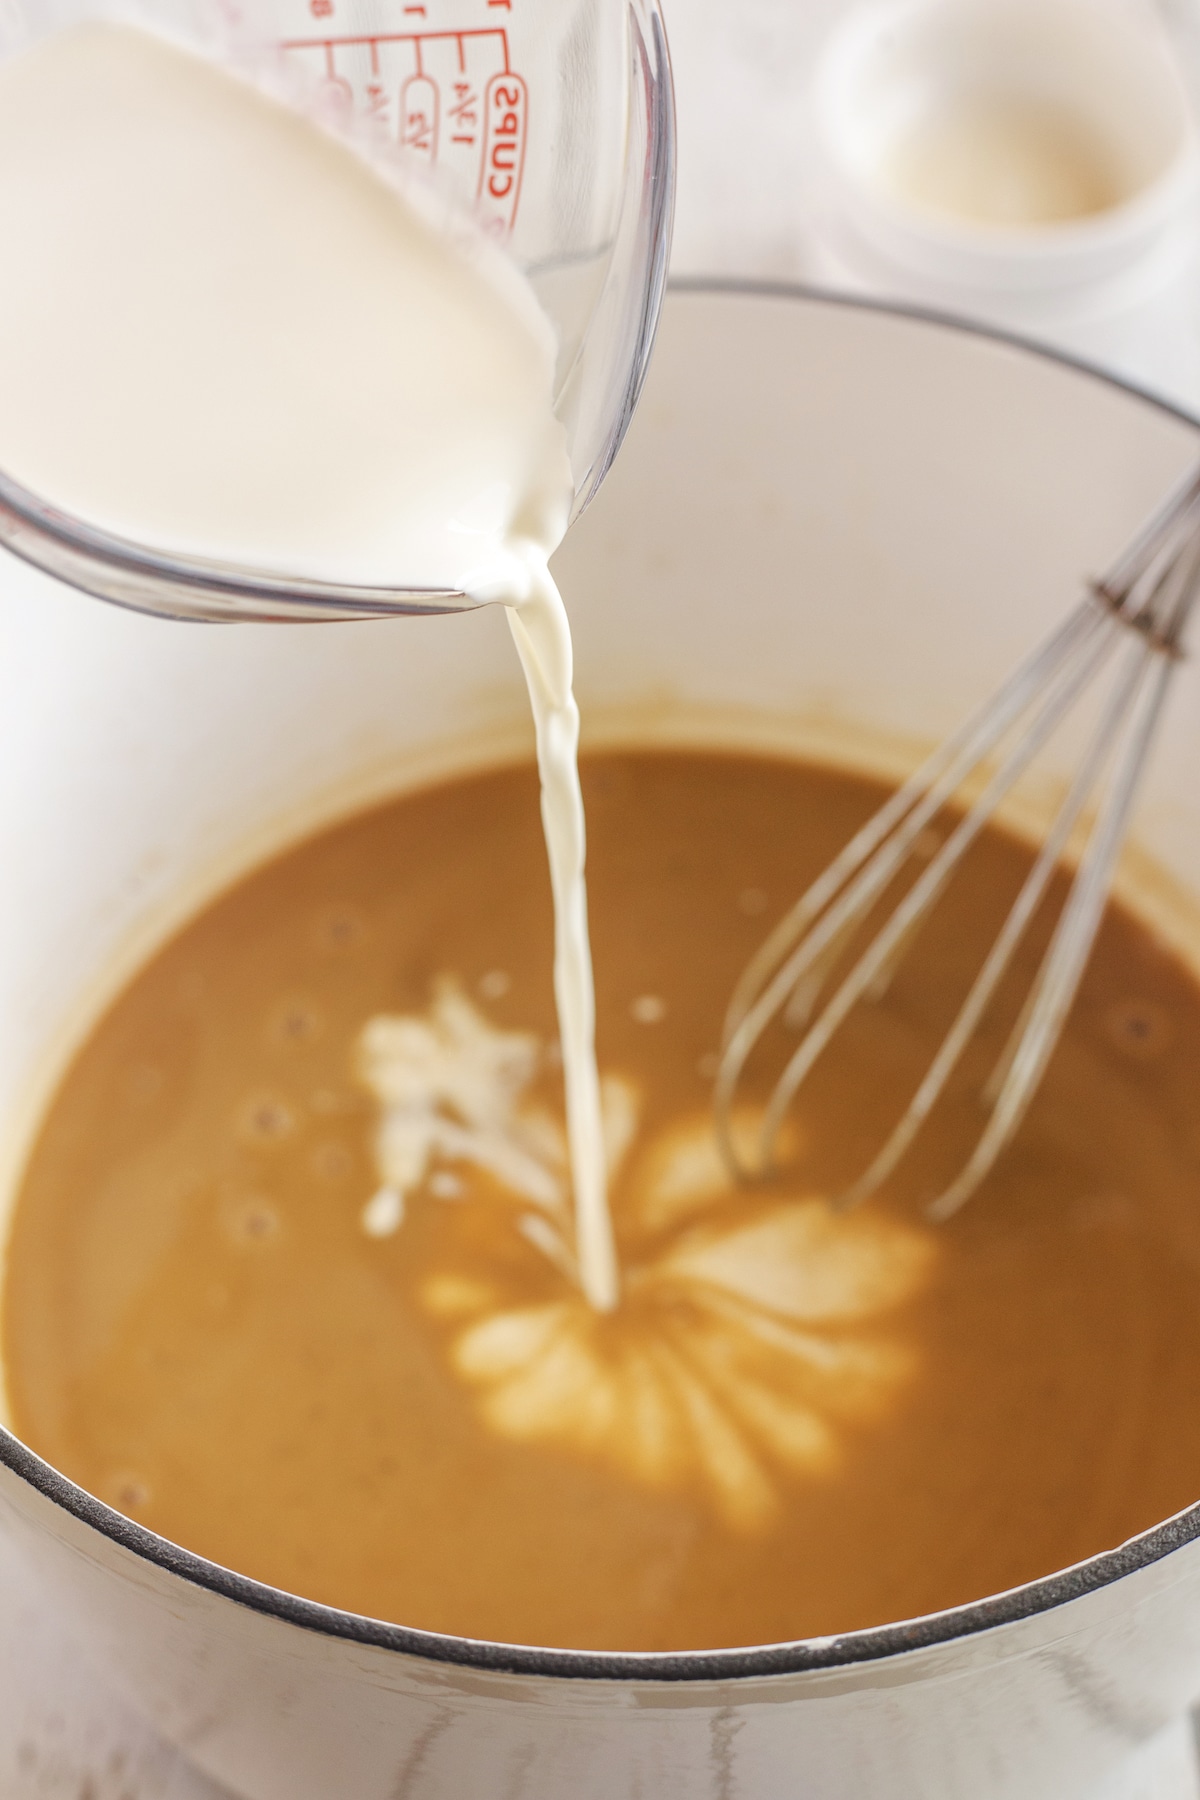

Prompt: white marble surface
xmin=7 ymin=1 xmax=1200 ymax=1793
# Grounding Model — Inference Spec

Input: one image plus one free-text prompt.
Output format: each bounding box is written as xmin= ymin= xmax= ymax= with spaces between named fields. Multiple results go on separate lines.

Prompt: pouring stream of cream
xmin=0 ymin=22 xmax=617 ymax=1306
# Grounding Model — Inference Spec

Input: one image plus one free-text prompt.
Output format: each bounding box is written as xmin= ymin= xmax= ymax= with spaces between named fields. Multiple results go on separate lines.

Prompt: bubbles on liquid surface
xmin=1103 ymin=998 xmax=1174 ymax=1061
xmin=220 ymin=1190 xmax=283 ymax=1248
xmin=107 ymin=1472 xmax=152 ymax=1513
xmin=236 ymin=1091 xmax=298 ymax=1147
xmin=266 ymin=995 xmax=324 ymax=1049
xmin=631 ymin=994 xmax=667 ymax=1025
xmin=311 ymin=905 xmax=367 ymax=955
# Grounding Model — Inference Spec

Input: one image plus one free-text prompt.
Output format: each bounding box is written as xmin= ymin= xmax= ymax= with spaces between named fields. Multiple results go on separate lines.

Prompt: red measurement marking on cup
xmin=401 ymin=73 xmax=438 ymax=159
xmin=478 ymin=73 xmax=526 ymax=230
xmin=280 ymin=22 xmax=527 ymax=234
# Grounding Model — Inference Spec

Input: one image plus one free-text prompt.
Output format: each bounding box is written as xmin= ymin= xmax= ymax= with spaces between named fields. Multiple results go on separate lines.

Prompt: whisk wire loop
xmin=929 ymin=645 xmax=1176 ymax=1220
xmin=720 ymin=597 xmax=1106 ymax=1059
xmin=753 ymin=610 xmax=1124 ymax=1176
xmin=714 ymin=599 xmax=1117 ymax=1181
xmin=716 ymin=466 xmax=1200 ymax=1217
xmin=850 ymin=629 xmax=1152 ymax=1216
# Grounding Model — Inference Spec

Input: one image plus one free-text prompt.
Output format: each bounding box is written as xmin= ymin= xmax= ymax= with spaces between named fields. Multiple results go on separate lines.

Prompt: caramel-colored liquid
xmin=7 ymin=750 xmax=1200 ymax=1652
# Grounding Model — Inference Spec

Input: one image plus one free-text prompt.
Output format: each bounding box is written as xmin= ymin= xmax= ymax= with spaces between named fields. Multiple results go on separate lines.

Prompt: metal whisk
xmin=715 ymin=464 xmax=1200 ymax=1222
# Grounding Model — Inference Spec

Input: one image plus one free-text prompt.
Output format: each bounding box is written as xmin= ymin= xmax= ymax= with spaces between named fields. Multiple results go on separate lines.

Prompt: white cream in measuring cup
xmin=0 ymin=22 xmax=617 ymax=1307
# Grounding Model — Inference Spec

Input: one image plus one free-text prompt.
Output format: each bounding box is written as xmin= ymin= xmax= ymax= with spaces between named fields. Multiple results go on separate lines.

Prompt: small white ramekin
xmin=810 ymin=0 xmax=1200 ymax=326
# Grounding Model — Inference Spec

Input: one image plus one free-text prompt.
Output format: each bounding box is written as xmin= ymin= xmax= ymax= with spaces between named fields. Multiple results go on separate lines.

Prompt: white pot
xmin=1 ymin=286 xmax=1200 ymax=1800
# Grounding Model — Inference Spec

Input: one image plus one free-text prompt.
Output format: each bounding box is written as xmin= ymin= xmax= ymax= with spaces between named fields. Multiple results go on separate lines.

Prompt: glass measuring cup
xmin=0 ymin=0 xmax=674 ymax=622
